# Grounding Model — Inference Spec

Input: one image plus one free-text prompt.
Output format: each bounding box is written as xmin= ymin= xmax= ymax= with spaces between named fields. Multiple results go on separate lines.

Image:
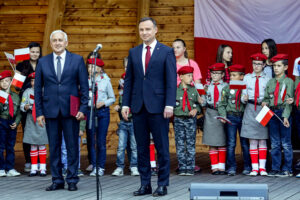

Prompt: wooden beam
xmin=135 ymin=0 xmax=150 ymax=45
xmin=42 ymin=0 xmax=67 ymax=55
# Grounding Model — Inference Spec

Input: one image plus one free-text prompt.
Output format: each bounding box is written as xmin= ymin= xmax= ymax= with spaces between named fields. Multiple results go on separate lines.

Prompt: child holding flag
xmin=21 ymin=72 xmax=48 ymax=176
xmin=218 ymin=64 xmax=251 ymax=176
xmin=0 ymin=70 xmax=22 ymax=177
xmin=262 ymin=54 xmax=294 ymax=177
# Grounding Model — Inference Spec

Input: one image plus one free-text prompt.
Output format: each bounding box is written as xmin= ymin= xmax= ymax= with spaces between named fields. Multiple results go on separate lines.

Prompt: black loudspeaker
xmin=189 ymin=183 xmax=268 ymax=200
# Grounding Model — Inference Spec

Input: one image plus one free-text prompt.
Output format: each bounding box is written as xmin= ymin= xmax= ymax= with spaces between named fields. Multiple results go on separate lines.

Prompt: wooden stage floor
xmin=1 ymin=152 xmax=300 ymax=200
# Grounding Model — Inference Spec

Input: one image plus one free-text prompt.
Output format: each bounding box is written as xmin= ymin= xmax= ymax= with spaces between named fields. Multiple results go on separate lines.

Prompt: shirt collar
xmin=143 ymin=39 xmax=157 ymax=50
xmin=251 ymin=71 xmax=265 ymax=78
xmin=53 ymin=50 xmax=66 ymax=60
xmin=276 ymin=74 xmax=286 ymax=82
xmin=211 ymin=80 xmax=223 ymax=85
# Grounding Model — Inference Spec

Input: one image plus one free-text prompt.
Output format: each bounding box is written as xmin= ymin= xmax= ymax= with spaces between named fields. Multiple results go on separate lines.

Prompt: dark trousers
xmin=21 ymin=111 xmax=31 ymax=163
xmin=133 ymin=105 xmax=170 ymax=186
xmin=46 ymin=114 xmax=79 ymax=185
xmin=0 ymin=119 xmax=17 ymax=170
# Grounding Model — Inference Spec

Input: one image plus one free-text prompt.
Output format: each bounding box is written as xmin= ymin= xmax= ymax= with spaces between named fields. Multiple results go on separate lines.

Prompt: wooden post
xmin=136 ymin=0 xmax=150 ymax=45
xmin=42 ymin=0 xmax=67 ymax=55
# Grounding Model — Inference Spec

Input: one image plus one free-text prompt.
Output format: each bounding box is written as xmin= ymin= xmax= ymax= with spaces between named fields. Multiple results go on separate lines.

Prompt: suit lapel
xmin=146 ymin=42 xmax=161 ymax=75
xmin=61 ymin=50 xmax=71 ymax=80
xmin=137 ymin=45 xmax=144 ymax=77
xmin=48 ymin=53 xmax=58 ymax=81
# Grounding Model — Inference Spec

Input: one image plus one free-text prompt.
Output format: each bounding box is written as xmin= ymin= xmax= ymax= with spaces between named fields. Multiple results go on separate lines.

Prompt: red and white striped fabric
xmin=4 ymin=52 xmax=16 ymax=65
xmin=229 ymin=80 xmax=246 ymax=90
xmin=0 ymin=90 xmax=8 ymax=104
xmin=11 ymin=73 xmax=26 ymax=88
xmin=194 ymin=0 xmax=300 ymax=81
xmin=14 ymin=47 xmax=30 ymax=61
xmin=255 ymin=106 xmax=274 ymax=126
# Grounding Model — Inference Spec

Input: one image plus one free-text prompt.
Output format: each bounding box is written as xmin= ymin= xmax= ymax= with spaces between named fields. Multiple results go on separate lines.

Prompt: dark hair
xmin=173 ymin=38 xmax=188 ymax=58
xmin=261 ymin=39 xmax=277 ymax=59
xmin=216 ymin=44 xmax=232 ymax=66
xmin=139 ymin=17 xmax=157 ymax=27
xmin=282 ymin=59 xmax=288 ymax=66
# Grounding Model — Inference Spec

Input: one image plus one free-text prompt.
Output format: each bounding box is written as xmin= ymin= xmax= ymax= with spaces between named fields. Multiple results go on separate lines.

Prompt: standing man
xmin=122 ymin=17 xmax=177 ymax=197
xmin=35 ymin=30 xmax=89 ymax=191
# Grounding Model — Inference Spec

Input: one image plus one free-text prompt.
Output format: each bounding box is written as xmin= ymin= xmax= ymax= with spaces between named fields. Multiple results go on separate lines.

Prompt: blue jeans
xmin=0 ymin=119 xmax=17 ymax=171
xmin=226 ymin=115 xmax=251 ymax=171
xmin=116 ymin=120 xmax=137 ymax=168
xmin=295 ymin=109 xmax=300 ymax=140
xmin=86 ymin=109 xmax=96 ymax=167
xmin=269 ymin=109 xmax=293 ymax=172
xmin=61 ymin=133 xmax=81 ymax=169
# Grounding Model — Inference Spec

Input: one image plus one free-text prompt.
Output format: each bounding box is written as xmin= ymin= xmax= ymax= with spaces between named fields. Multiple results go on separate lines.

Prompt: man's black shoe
xmin=45 ymin=183 xmax=64 ymax=191
xmin=153 ymin=186 xmax=167 ymax=197
xmin=68 ymin=183 xmax=78 ymax=191
xmin=133 ymin=185 xmax=152 ymax=196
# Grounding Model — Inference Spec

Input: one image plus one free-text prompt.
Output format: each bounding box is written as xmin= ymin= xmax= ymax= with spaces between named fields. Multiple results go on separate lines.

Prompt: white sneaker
xmin=0 ymin=170 xmax=6 ymax=177
xmin=130 ymin=167 xmax=140 ymax=176
xmin=249 ymin=170 xmax=258 ymax=176
xmin=90 ymin=168 xmax=105 ymax=176
xmin=6 ymin=169 xmax=21 ymax=177
xmin=112 ymin=167 xmax=124 ymax=176
xmin=24 ymin=163 xmax=31 ymax=172
xmin=86 ymin=164 xmax=93 ymax=172
xmin=260 ymin=170 xmax=268 ymax=176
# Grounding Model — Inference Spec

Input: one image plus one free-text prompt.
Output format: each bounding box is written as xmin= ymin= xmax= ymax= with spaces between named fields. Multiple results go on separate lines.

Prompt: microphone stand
xmin=89 ymin=52 xmax=100 ymax=200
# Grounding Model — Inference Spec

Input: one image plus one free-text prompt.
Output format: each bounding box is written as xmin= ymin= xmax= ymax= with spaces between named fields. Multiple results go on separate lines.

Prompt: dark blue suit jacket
xmin=122 ymin=42 xmax=177 ymax=114
xmin=34 ymin=50 xmax=89 ymax=118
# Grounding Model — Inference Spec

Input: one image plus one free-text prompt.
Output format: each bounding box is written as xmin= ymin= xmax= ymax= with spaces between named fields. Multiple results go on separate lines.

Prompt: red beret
xmin=0 ymin=70 xmax=12 ymax=80
xmin=121 ymin=72 xmax=126 ymax=79
xmin=209 ymin=63 xmax=225 ymax=71
xmin=177 ymin=66 xmax=194 ymax=75
xmin=229 ymin=64 xmax=245 ymax=73
xmin=270 ymin=54 xmax=288 ymax=63
xmin=87 ymin=58 xmax=104 ymax=67
xmin=28 ymin=72 xmax=35 ymax=79
xmin=250 ymin=53 xmax=267 ymax=61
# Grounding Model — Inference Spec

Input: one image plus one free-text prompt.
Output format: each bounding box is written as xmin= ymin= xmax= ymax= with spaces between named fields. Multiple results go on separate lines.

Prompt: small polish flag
xmin=280 ymin=83 xmax=287 ymax=102
xmin=0 ymin=90 xmax=8 ymax=104
xmin=11 ymin=73 xmax=26 ymax=88
xmin=4 ymin=52 xmax=16 ymax=65
xmin=14 ymin=47 xmax=30 ymax=61
xmin=229 ymin=80 xmax=246 ymax=90
xmin=195 ymin=83 xmax=206 ymax=95
xmin=255 ymin=106 xmax=274 ymax=127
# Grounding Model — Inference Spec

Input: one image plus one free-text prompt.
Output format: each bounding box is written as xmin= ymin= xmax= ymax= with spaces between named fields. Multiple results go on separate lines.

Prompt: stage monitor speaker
xmin=189 ymin=183 xmax=268 ymax=200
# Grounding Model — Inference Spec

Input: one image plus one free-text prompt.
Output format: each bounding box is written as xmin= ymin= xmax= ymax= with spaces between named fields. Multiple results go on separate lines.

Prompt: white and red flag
xmin=14 ymin=47 xmax=30 ymax=61
xmin=255 ymin=106 xmax=274 ymax=127
xmin=194 ymin=0 xmax=300 ymax=80
xmin=0 ymin=90 xmax=8 ymax=104
xmin=11 ymin=73 xmax=26 ymax=88
xmin=229 ymin=80 xmax=246 ymax=90
xmin=195 ymin=82 xmax=206 ymax=95
xmin=280 ymin=83 xmax=287 ymax=102
xmin=4 ymin=52 xmax=16 ymax=65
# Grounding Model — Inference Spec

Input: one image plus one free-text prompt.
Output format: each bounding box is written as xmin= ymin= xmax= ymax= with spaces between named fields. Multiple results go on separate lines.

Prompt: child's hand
xmin=96 ymin=101 xmax=105 ymax=109
xmin=189 ymin=109 xmax=197 ymax=117
xmin=283 ymin=118 xmax=290 ymax=128
xmin=24 ymin=104 xmax=30 ymax=111
xmin=243 ymin=94 xmax=248 ymax=102
xmin=79 ymin=130 xmax=84 ymax=136
xmin=286 ymin=98 xmax=294 ymax=105
xmin=220 ymin=119 xmax=226 ymax=124
xmin=198 ymin=96 xmax=204 ymax=104
xmin=261 ymin=102 xmax=267 ymax=107
xmin=10 ymin=122 xmax=17 ymax=129
xmin=114 ymin=105 xmax=120 ymax=112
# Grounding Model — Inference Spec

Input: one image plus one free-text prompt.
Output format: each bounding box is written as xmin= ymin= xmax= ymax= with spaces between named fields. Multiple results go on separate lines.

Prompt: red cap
xmin=87 ymin=58 xmax=104 ymax=67
xmin=270 ymin=54 xmax=288 ymax=63
xmin=250 ymin=53 xmax=267 ymax=61
xmin=28 ymin=72 xmax=35 ymax=79
xmin=121 ymin=72 xmax=126 ymax=79
xmin=229 ymin=64 xmax=245 ymax=73
xmin=209 ymin=63 xmax=225 ymax=71
xmin=177 ymin=66 xmax=194 ymax=75
xmin=0 ymin=70 xmax=12 ymax=80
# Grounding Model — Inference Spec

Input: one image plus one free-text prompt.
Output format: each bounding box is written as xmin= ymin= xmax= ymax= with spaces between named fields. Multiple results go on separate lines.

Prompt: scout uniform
xmin=202 ymin=63 xmax=228 ymax=173
xmin=263 ymin=54 xmax=294 ymax=175
xmin=173 ymin=66 xmax=201 ymax=175
xmin=241 ymin=53 xmax=271 ymax=140
xmin=0 ymin=71 xmax=21 ymax=176
xmin=218 ymin=64 xmax=251 ymax=174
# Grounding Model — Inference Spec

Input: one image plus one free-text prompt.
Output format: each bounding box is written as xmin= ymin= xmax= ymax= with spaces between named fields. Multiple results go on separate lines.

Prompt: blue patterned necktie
xmin=57 ymin=56 xmax=61 ymax=81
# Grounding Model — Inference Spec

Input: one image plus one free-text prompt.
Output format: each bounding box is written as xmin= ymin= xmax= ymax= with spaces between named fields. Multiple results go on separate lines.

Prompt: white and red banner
xmin=14 ymin=47 xmax=30 ymax=61
xmin=195 ymin=82 xmax=206 ymax=95
xmin=11 ymin=73 xmax=26 ymax=88
xmin=255 ymin=106 xmax=274 ymax=127
xmin=4 ymin=52 xmax=16 ymax=65
xmin=0 ymin=90 xmax=8 ymax=104
xmin=229 ymin=80 xmax=246 ymax=90
xmin=194 ymin=0 xmax=300 ymax=81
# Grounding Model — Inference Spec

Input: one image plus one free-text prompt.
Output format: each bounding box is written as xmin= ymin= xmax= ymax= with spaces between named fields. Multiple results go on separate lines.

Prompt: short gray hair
xmin=50 ymin=30 xmax=68 ymax=42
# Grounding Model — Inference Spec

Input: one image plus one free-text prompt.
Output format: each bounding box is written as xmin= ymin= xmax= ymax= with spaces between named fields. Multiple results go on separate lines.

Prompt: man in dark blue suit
xmin=34 ymin=30 xmax=89 ymax=191
xmin=122 ymin=17 xmax=177 ymax=197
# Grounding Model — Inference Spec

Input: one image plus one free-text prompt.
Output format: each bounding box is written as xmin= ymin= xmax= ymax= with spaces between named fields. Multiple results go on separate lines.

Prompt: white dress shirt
xmin=53 ymin=50 xmax=66 ymax=76
xmin=142 ymin=39 xmax=157 ymax=74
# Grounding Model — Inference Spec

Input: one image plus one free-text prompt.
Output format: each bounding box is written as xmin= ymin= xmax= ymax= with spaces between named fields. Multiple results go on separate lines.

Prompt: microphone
xmin=93 ymin=44 xmax=102 ymax=53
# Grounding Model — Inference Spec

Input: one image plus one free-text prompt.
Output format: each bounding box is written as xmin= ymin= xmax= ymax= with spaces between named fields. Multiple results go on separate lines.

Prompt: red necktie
xmin=295 ymin=82 xmax=300 ymax=107
xmin=182 ymin=88 xmax=191 ymax=111
xmin=235 ymin=89 xmax=241 ymax=110
xmin=32 ymin=103 xmax=36 ymax=123
xmin=145 ymin=46 xmax=151 ymax=72
xmin=274 ymin=80 xmax=280 ymax=106
xmin=254 ymin=76 xmax=260 ymax=111
xmin=8 ymin=95 xmax=14 ymax=118
xmin=214 ymin=83 xmax=220 ymax=108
